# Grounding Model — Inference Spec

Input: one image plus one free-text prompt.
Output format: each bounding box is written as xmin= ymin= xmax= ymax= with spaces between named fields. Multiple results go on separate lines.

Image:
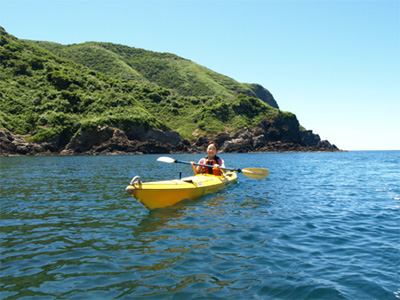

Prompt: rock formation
xmin=1 ymin=121 xmax=339 ymax=156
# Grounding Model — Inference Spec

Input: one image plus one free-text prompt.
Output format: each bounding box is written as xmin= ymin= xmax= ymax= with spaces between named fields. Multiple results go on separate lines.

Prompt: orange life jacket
xmin=200 ymin=156 xmax=222 ymax=176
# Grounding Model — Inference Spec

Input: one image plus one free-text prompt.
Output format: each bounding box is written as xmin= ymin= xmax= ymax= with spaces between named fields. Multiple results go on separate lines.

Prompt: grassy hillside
xmin=1 ymin=27 xmax=295 ymax=145
xmin=0 ymin=28 xmax=167 ymax=144
xmin=34 ymin=41 xmax=279 ymax=108
xmin=32 ymin=41 xmax=147 ymax=83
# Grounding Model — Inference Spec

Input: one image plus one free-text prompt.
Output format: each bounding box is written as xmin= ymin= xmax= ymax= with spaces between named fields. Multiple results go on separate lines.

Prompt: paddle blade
xmin=157 ymin=156 xmax=177 ymax=163
xmin=241 ymin=168 xmax=269 ymax=180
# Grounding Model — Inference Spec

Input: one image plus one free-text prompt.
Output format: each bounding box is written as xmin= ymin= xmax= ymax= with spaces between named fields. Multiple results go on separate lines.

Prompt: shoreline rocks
xmin=1 ymin=124 xmax=341 ymax=157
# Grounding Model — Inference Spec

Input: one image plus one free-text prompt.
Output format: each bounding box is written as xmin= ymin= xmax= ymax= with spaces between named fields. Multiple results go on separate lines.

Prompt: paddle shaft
xmin=157 ymin=156 xmax=268 ymax=179
xmin=174 ymin=159 xmax=242 ymax=173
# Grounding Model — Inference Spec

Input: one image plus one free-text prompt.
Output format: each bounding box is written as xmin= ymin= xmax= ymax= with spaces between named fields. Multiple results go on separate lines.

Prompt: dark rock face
xmin=208 ymin=119 xmax=339 ymax=153
xmin=0 ymin=121 xmax=340 ymax=156
xmin=0 ymin=127 xmax=189 ymax=156
xmin=0 ymin=129 xmax=59 ymax=155
xmin=215 ymin=127 xmax=338 ymax=153
xmin=60 ymin=126 xmax=189 ymax=155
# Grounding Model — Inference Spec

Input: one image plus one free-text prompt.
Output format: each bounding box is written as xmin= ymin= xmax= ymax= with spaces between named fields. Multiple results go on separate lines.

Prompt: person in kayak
xmin=191 ymin=141 xmax=225 ymax=176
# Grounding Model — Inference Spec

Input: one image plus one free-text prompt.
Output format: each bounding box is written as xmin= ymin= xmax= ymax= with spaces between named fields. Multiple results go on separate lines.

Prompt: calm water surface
xmin=1 ymin=151 xmax=399 ymax=299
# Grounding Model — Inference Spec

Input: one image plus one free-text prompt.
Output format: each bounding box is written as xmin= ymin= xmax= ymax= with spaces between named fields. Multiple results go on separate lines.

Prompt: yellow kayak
xmin=126 ymin=171 xmax=238 ymax=210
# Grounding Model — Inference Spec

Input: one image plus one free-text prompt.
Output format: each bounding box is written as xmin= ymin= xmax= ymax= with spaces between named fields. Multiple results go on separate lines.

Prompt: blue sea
xmin=1 ymin=151 xmax=399 ymax=299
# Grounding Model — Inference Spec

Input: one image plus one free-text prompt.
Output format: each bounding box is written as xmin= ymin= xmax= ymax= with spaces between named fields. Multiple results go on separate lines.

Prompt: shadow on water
xmin=133 ymin=204 xmax=190 ymax=237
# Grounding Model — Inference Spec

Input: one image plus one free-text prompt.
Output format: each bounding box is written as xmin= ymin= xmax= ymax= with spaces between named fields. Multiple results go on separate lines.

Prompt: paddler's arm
xmin=216 ymin=159 xmax=226 ymax=174
xmin=218 ymin=159 xmax=226 ymax=169
xmin=190 ymin=162 xmax=198 ymax=174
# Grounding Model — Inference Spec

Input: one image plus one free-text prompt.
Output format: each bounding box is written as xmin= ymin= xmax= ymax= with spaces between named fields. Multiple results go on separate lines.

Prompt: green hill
xmin=1 ymin=27 xmax=337 ymax=155
xmin=33 ymin=41 xmax=279 ymax=108
xmin=0 ymin=28 xmax=168 ymax=146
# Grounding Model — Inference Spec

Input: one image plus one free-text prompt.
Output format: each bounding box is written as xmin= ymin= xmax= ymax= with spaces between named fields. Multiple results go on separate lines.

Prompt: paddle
xmin=157 ymin=156 xmax=269 ymax=180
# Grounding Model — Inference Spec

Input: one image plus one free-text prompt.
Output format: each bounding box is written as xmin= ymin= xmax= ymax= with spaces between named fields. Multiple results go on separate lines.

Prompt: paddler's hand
xmin=213 ymin=164 xmax=222 ymax=175
xmin=190 ymin=161 xmax=197 ymax=174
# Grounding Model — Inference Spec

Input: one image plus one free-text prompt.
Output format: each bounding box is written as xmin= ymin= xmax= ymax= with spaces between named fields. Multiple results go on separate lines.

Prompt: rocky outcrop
xmin=60 ymin=126 xmax=188 ymax=155
xmin=193 ymin=118 xmax=339 ymax=153
xmin=0 ymin=127 xmax=190 ymax=156
xmin=245 ymin=83 xmax=279 ymax=109
xmin=0 ymin=129 xmax=60 ymax=155
xmin=0 ymin=121 xmax=340 ymax=156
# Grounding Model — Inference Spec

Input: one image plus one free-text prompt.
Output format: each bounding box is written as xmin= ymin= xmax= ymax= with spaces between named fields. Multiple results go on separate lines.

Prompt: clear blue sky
xmin=1 ymin=0 xmax=399 ymax=150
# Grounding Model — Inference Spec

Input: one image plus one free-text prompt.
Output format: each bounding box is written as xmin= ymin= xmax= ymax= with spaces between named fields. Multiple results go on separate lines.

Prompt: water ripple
xmin=1 ymin=152 xmax=399 ymax=299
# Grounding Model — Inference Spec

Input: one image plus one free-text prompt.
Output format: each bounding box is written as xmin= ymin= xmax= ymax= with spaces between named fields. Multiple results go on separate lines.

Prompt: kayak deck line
xmin=126 ymin=171 xmax=238 ymax=210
